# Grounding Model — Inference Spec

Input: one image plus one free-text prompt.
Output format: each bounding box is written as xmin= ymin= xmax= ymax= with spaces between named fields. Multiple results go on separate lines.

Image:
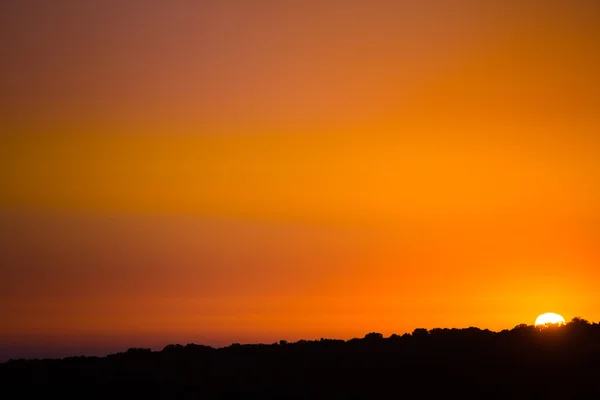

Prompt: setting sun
xmin=535 ymin=313 xmax=566 ymax=326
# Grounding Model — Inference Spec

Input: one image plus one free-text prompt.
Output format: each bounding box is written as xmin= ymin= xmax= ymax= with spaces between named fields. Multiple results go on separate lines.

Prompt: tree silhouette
xmin=412 ymin=328 xmax=429 ymax=338
xmin=1 ymin=318 xmax=599 ymax=398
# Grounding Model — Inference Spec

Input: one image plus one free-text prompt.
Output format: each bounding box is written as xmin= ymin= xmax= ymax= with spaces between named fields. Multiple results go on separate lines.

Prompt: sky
xmin=1 ymin=0 xmax=599 ymax=360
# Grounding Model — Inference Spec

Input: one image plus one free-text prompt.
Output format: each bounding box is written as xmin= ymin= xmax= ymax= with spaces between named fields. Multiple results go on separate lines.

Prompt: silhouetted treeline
xmin=2 ymin=318 xmax=600 ymax=399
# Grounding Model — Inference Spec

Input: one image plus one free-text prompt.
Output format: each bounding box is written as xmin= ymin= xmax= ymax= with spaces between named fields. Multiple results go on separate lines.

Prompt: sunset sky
xmin=1 ymin=1 xmax=599 ymax=360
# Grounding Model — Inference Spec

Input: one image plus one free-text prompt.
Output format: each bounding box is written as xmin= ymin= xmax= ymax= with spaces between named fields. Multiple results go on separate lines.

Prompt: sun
xmin=535 ymin=312 xmax=566 ymax=326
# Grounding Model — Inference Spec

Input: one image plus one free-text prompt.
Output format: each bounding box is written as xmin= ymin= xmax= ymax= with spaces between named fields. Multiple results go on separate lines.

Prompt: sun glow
xmin=535 ymin=313 xmax=566 ymax=326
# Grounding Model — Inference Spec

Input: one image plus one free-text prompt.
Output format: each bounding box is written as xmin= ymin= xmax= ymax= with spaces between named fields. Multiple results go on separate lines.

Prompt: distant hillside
xmin=2 ymin=318 xmax=599 ymax=399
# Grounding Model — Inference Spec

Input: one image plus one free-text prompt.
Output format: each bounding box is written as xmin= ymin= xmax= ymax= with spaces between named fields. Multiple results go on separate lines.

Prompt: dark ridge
xmin=2 ymin=318 xmax=599 ymax=399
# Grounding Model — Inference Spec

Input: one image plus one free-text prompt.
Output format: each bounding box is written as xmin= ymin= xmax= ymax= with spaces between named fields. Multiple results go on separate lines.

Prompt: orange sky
xmin=1 ymin=1 xmax=599 ymax=360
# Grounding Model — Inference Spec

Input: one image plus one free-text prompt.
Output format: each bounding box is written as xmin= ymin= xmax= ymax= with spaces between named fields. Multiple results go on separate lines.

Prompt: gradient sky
xmin=1 ymin=1 xmax=600 ymax=360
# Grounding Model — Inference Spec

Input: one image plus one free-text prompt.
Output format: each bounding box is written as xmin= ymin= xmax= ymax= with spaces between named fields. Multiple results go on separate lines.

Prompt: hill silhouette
xmin=2 ymin=318 xmax=599 ymax=399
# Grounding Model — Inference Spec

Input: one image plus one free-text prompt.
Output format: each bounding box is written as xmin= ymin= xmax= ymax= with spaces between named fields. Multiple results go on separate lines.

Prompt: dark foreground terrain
xmin=2 ymin=318 xmax=600 ymax=399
